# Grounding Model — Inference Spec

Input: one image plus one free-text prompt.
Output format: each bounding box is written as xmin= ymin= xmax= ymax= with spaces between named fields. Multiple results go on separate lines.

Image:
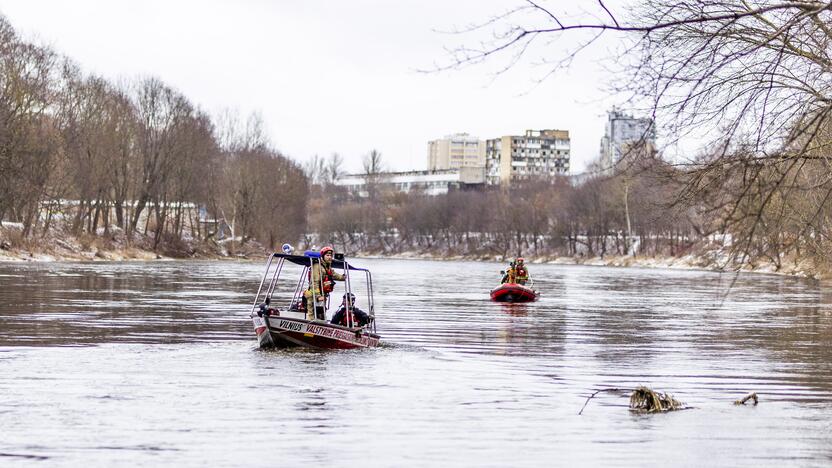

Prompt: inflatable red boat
xmin=490 ymin=283 xmax=538 ymax=303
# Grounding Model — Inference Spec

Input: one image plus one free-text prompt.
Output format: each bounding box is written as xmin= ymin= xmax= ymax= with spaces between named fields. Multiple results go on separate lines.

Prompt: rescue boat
xmin=490 ymin=283 xmax=538 ymax=303
xmin=250 ymin=246 xmax=381 ymax=349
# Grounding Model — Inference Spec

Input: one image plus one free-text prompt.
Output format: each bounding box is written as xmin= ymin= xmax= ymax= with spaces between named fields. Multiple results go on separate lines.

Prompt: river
xmin=1 ymin=259 xmax=831 ymax=467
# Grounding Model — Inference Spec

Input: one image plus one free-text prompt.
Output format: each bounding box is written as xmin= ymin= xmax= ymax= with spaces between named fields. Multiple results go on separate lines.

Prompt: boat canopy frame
xmin=250 ymin=252 xmax=376 ymax=331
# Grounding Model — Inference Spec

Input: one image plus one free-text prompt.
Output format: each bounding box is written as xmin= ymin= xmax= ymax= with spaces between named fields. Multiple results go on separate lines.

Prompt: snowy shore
xmin=337 ymin=250 xmax=825 ymax=279
xmin=0 ymin=228 xmax=824 ymax=280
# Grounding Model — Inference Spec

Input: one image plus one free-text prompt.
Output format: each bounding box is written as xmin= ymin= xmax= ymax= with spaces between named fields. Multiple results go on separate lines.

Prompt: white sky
xmin=0 ymin=0 xmax=624 ymax=174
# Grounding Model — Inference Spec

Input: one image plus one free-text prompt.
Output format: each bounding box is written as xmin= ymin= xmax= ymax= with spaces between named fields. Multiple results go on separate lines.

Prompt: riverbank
xmin=0 ymin=225 xmax=824 ymax=279
xmin=0 ymin=223 xmax=266 ymax=262
xmin=334 ymin=248 xmax=826 ymax=279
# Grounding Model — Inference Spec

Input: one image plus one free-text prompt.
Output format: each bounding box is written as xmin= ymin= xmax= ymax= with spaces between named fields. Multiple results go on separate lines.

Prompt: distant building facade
xmin=485 ymin=129 xmax=571 ymax=185
xmin=427 ymin=133 xmax=486 ymax=171
xmin=599 ymin=108 xmax=655 ymax=171
xmin=335 ymin=167 xmax=485 ymax=197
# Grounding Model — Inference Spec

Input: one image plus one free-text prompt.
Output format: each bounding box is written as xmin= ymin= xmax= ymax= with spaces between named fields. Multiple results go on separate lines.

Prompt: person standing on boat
xmin=330 ymin=293 xmax=371 ymax=327
xmin=304 ymin=246 xmax=344 ymax=321
xmin=514 ymin=258 xmax=530 ymax=285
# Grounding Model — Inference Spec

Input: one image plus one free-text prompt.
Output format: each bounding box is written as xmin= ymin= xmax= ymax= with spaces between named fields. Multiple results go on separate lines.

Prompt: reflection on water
xmin=1 ymin=259 xmax=831 ymax=466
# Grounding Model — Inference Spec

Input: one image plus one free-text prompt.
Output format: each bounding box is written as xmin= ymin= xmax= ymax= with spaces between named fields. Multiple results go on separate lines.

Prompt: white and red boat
xmin=250 ymin=247 xmax=380 ymax=349
xmin=490 ymin=283 xmax=538 ymax=303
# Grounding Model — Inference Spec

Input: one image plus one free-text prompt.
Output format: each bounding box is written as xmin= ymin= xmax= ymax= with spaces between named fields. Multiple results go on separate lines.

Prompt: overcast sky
xmin=0 ymin=0 xmax=624 ymax=174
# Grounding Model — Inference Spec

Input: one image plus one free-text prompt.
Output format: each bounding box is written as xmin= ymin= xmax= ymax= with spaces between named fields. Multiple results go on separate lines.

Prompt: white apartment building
xmin=599 ymin=108 xmax=656 ymax=171
xmin=335 ymin=167 xmax=486 ymax=197
xmin=485 ymin=129 xmax=571 ymax=185
xmin=427 ymin=133 xmax=486 ymax=171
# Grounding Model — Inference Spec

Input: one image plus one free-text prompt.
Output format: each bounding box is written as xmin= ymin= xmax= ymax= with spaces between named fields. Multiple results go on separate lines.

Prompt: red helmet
xmin=320 ymin=246 xmax=334 ymax=256
xmin=516 ymin=257 xmax=525 ymax=263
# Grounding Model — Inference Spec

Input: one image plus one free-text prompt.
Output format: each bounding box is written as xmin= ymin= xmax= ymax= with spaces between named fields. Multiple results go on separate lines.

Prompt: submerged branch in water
xmin=734 ymin=393 xmax=759 ymax=405
xmin=579 ymin=385 xmax=696 ymax=415
xmin=578 ymin=388 xmax=630 ymax=415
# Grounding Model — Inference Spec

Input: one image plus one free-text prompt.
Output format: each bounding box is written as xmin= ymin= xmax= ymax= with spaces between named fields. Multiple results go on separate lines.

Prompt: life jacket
xmin=334 ymin=304 xmax=369 ymax=325
xmin=337 ymin=309 xmax=356 ymax=326
xmin=308 ymin=261 xmax=335 ymax=294
xmin=515 ymin=265 xmax=528 ymax=277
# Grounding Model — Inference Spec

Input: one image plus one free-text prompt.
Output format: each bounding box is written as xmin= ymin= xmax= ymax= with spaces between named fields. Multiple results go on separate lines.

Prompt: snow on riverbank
xmin=0 ymin=227 xmax=824 ymax=279
xmin=355 ymin=250 xmax=824 ymax=279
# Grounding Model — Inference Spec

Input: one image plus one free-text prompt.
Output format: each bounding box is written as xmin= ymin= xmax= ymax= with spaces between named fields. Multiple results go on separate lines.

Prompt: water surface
xmin=1 ymin=259 xmax=831 ymax=467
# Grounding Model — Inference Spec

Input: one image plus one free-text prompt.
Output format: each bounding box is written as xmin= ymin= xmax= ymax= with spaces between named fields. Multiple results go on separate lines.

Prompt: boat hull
xmin=252 ymin=314 xmax=380 ymax=349
xmin=490 ymin=283 xmax=538 ymax=303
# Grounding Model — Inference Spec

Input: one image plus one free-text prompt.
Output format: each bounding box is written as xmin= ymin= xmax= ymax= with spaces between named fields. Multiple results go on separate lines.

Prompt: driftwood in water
xmin=578 ymin=386 xmax=688 ymax=415
xmin=577 ymin=388 xmax=630 ymax=415
xmin=629 ymin=386 xmax=685 ymax=413
xmin=580 ymin=386 xmax=757 ymax=415
xmin=734 ymin=392 xmax=758 ymax=405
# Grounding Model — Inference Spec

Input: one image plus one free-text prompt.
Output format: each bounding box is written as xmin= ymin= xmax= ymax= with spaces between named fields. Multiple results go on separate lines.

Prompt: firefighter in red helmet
xmin=514 ymin=257 xmax=529 ymax=285
xmin=304 ymin=246 xmax=345 ymax=320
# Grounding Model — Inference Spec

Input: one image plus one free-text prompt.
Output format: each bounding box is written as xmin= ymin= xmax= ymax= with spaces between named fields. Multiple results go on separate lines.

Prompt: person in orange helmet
xmin=513 ymin=257 xmax=530 ymax=285
xmin=304 ymin=246 xmax=344 ymax=320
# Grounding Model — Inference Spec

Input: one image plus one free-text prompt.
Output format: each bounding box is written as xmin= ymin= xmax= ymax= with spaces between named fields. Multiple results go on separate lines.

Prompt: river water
xmin=1 ymin=259 xmax=831 ymax=467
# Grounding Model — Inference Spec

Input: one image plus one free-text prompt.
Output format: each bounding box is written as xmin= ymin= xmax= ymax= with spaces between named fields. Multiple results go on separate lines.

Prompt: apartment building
xmin=485 ymin=129 xmax=571 ymax=185
xmin=599 ymin=108 xmax=656 ymax=171
xmin=335 ymin=167 xmax=486 ymax=197
xmin=427 ymin=133 xmax=486 ymax=171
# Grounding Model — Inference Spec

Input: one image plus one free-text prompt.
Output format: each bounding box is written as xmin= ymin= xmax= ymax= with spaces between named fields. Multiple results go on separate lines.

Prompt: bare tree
xmin=214 ymin=111 xmax=308 ymax=250
xmin=0 ymin=17 xmax=60 ymax=234
xmin=362 ymin=148 xmax=384 ymax=176
xmin=128 ymin=77 xmax=192 ymax=241
xmin=325 ymin=152 xmax=344 ymax=185
xmin=304 ymin=154 xmax=326 ymax=186
xmin=56 ymin=68 xmax=137 ymax=236
xmin=444 ymin=1 xmax=832 ymax=270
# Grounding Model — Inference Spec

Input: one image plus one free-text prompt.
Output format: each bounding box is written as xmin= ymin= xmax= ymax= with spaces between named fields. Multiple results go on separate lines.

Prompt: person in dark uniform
xmin=330 ymin=293 xmax=371 ymax=327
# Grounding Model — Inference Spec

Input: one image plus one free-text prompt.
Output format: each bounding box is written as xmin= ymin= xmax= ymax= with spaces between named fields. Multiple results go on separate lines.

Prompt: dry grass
xmin=2 ymin=227 xmax=42 ymax=252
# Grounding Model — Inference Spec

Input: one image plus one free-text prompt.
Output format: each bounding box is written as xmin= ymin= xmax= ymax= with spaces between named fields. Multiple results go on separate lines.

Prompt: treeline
xmin=0 ymin=6 xmax=759 ymax=266
xmin=5 ymin=6 xmax=832 ymax=275
xmin=0 ymin=15 xmax=306 ymax=252
xmin=306 ymin=138 xmax=832 ymax=275
xmin=305 ymin=151 xmax=699 ymax=260
xmin=305 ymin=145 xmax=832 ymax=274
